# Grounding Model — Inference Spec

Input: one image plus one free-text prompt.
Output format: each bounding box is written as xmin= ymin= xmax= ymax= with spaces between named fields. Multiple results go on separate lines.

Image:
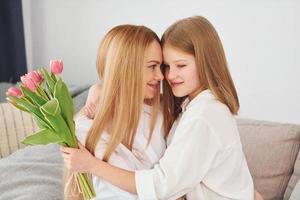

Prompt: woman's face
xmin=163 ymin=45 xmax=202 ymax=100
xmin=144 ymin=41 xmax=163 ymax=99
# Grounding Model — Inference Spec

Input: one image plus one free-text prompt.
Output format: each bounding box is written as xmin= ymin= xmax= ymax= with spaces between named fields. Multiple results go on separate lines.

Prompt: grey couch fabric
xmin=0 ymin=82 xmax=14 ymax=102
xmin=0 ymin=144 xmax=64 ymax=200
xmin=73 ymin=88 xmax=89 ymax=113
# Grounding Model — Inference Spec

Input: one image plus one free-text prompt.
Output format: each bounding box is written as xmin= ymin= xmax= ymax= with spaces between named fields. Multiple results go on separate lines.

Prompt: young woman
xmin=62 ymin=16 xmax=261 ymax=199
xmin=62 ymin=24 xmax=168 ymax=199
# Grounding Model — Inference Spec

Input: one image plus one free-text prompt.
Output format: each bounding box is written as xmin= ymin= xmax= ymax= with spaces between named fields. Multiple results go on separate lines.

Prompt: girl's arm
xmin=82 ymin=83 xmax=102 ymax=119
xmin=90 ymin=163 xmax=188 ymax=199
xmin=90 ymin=157 xmax=137 ymax=194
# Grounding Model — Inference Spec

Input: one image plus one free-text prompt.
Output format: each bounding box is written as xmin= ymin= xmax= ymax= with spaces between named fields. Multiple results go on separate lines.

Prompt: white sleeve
xmin=135 ymin=117 xmax=221 ymax=200
xmin=74 ymin=115 xmax=93 ymax=144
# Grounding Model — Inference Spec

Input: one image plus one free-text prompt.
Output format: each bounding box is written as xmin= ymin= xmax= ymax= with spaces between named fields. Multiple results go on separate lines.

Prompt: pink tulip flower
xmin=50 ymin=59 xmax=63 ymax=75
xmin=29 ymin=70 xmax=43 ymax=85
xmin=21 ymin=75 xmax=37 ymax=92
xmin=6 ymin=87 xmax=23 ymax=98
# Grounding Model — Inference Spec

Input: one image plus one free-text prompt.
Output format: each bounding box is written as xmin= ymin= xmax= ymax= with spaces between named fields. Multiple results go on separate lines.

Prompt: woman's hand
xmin=60 ymin=142 xmax=98 ymax=173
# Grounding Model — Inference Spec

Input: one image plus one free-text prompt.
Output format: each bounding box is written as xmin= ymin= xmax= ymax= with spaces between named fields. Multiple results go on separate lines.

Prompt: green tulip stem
xmin=77 ymin=173 xmax=95 ymax=199
xmin=37 ymin=85 xmax=50 ymax=101
xmin=23 ymin=96 xmax=35 ymax=106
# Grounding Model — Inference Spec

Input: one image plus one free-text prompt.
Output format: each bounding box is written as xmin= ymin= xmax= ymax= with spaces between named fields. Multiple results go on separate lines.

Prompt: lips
xmin=147 ymin=83 xmax=159 ymax=91
xmin=170 ymin=81 xmax=184 ymax=87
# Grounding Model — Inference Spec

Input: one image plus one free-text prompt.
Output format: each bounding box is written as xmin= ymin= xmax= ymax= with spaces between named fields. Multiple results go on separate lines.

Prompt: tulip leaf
xmin=20 ymin=85 xmax=47 ymax=106
xmin=40 ymin=98 xmax=61 ymax=116
xmin=9 ymin=97 xmax=54 ymax=131
xmin=41 ymin=82 xmax=52 ymax=100
xmin=13 ymin=97 xmax=41 ymax=117
xmin=54 ymin=78 xmax=76 ymax=137
xmin=40 ymin=68 xmax=56 ymax=97
xmin=32 ymin=113 xmax=54 ymax=131
xmin=6 ymin=97 xmax=29 ymax=112
xmin=51 ymin=73 xmax=57 ymax=82
xmin=22 ymin=129 xmax=64 ymax=145
xmin=39 ymin=98 xmax=76 ymax=147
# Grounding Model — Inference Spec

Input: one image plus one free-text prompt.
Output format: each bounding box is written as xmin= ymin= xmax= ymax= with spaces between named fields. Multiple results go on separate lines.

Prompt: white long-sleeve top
xmin=135 ymin=90 xmax=254 ymax=200
xmin=75 ymin=104 xmax=166 ymax=200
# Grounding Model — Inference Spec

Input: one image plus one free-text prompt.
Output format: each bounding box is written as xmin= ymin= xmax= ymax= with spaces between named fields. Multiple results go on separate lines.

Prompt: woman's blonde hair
xmin=64 ymin=24 xmax=161 ymax=199
xmin=161 ymin=16 xmax=240 ymax=135
xmin=88 ymin=24 xmax=160 ymax=159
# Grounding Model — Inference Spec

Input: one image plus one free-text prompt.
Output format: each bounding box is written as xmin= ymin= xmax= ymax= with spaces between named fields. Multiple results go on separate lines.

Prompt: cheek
xmin=188 ymin=72 xmax=201 ymax=87
xmin=182 ymin=68 xmax=201 ymax=85
xmin=145 ymin=70 xmax=155 ymax=82
xmin=187 ymin=65 xmax=199 ymax=79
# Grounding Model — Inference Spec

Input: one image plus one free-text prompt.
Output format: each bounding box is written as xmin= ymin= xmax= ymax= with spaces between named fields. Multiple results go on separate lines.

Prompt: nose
xmin=166 ymin=66 xmax=177 ymax=81
xmin=154 ymin=66 xmax=164 ymax=81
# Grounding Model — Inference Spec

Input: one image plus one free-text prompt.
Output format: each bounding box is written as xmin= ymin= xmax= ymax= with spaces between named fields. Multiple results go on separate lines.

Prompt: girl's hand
xmin=83 ymin=83 xmax=102 ymax=119
xmin=83 ymin=103 xmax=96 ymax=119
xmin=60 ymin=142 xmax=97 ymax=173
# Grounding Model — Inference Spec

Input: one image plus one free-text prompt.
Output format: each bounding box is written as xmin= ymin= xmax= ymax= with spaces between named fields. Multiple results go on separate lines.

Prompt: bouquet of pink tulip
xmin=6 ymin=60 xmax=96 ymax=200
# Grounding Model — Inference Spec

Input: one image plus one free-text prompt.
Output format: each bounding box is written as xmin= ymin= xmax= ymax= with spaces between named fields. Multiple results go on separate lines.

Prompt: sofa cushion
xmin=73 ymin=88 xmax=89 ymax=113
xmin=0 ymin=103 xmax=38 ymax=158
xmin=237 ymin=118 xmax=300 ymax=200
xmin=0 ymin=144 xmax=64 ymax=200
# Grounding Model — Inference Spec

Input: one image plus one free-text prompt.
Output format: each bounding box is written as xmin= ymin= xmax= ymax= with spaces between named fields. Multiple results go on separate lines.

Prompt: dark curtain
xmin=0 ymin=0 xmax=27 ymax=83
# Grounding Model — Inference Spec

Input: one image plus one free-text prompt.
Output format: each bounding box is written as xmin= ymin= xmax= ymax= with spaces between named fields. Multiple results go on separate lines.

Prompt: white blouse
xmin=75 ymin=104 xmax=166 ymax=200
xmin=135 ymin=90 xmax=254 ymax=200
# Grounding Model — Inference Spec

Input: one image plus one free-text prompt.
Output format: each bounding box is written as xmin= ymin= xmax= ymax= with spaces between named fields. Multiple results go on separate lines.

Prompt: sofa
xmin=0 ymin=83 xmax=299 ymax=200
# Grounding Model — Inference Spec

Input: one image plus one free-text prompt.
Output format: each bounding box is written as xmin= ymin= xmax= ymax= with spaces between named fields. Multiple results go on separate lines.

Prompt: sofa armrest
xmin=0 ymin=103 xmax=39 ymax=158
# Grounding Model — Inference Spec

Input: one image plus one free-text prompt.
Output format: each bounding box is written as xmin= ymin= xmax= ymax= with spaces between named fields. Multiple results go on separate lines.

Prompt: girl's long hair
xmin=161 ymin=16 xmax=240 ymax=135
xmin=64 ymin=24 xmax=161 ymax=199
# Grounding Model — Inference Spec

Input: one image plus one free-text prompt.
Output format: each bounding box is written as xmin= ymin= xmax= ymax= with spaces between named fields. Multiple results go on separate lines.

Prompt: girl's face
xmin=163 ymin=45 xmax=202 ymax=100
xmin=144 ymin=41 xmax=164 ymax=99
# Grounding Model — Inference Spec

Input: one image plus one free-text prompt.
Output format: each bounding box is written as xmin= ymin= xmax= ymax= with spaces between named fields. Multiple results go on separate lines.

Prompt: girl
xmin=62 ymin=16 xmax=257 ymax=199
xmin=62 ymin=24 xmax=167 ymax=199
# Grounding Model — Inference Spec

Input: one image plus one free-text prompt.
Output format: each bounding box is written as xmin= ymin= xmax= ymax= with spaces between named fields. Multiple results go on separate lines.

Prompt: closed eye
xmin=148 ymin=64 xmax=157 ymax=69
